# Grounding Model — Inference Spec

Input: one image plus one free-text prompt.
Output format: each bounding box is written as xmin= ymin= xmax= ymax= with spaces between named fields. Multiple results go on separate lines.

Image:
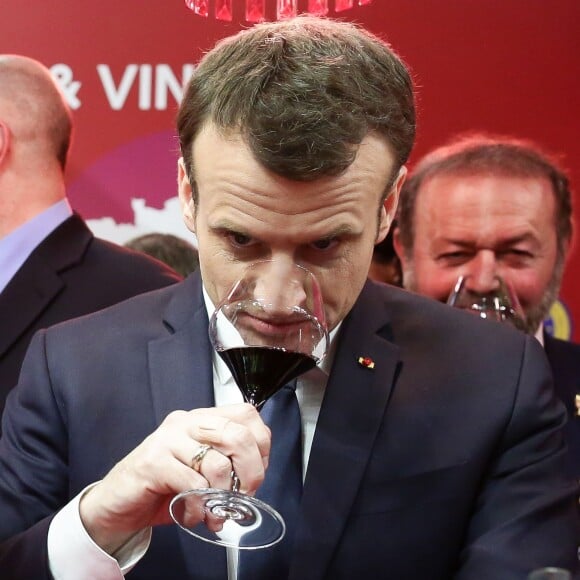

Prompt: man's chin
xmin=521 ymin=306 xmax=550 ymax=336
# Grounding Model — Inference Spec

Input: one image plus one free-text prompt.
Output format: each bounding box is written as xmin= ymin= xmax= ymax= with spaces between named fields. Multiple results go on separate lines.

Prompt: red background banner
xmin=2 ymin=0 xmax=579 ymax=338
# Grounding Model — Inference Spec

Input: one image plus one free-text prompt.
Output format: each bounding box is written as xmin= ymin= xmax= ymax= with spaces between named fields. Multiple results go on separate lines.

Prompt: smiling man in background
xmin=394 ymin=133 xmax=580 ymax=477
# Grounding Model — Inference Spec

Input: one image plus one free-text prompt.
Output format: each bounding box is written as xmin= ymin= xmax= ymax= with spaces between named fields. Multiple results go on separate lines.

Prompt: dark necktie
xmin=238 ymin=382 xmax=303 ymax=580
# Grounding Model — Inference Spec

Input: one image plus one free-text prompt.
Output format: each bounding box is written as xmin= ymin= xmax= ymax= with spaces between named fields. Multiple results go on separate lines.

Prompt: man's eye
xmin=229 ymin=232 xmax=252 ymax=246
xmin=440 ymin=252 xmax=469 ymax=261
xmin=311 ymin=238 xmax=337 ymax=251
xmin=501 ymin=249 xmax=534 ymax=265
xmin=507 ymin=249 xmax=533 ymax=257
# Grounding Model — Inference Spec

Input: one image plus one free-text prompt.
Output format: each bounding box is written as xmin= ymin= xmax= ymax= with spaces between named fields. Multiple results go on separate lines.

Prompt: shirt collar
xmin=0 ymin=199 xmax=72 ymax=294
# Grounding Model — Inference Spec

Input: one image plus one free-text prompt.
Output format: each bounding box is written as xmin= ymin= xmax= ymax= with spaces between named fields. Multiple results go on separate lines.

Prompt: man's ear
xmin=561 ymin=236 xmax=572 ymax=266
xmin=178 ymin=157 xmax=196 ymax=234
xmin=377 ymin=166 xmax=407 ymax=243
xmin=0 ymin=121 xmax=11 ymax=167
xmin=392 ymin=225 xmax=405 ymax=261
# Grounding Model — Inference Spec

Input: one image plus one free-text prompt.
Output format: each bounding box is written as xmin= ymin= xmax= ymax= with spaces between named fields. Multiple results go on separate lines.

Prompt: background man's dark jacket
xmin=0 ymin=213 xmax=181 ymax=418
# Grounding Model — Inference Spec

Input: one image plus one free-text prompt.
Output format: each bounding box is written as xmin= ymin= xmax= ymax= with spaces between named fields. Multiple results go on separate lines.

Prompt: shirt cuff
xmin=47 ymin=483 xmax=152 ymax=580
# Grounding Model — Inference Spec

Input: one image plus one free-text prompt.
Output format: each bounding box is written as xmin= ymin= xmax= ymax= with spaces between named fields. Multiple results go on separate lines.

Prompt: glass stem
xmin=226 ymin=546 xmax=240 ymax=580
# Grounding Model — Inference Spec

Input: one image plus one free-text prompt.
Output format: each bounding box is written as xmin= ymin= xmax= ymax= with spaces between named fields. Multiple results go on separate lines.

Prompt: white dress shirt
xmin=47 ymin=286 xmax=339 ymax=579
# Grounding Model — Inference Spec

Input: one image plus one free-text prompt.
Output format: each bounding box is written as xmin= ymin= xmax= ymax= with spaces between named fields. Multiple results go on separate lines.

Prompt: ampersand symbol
xmin=50 ymin=64 xmax=82 ymax=110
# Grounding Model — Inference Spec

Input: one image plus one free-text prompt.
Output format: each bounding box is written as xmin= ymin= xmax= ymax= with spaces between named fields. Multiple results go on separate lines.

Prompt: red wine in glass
xmin=218 ymin=346 xmax=316 ymax=408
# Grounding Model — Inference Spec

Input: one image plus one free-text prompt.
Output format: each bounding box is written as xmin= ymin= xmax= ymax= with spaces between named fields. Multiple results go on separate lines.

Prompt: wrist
xmin=79 ymin=483 xmax=136 ymax=555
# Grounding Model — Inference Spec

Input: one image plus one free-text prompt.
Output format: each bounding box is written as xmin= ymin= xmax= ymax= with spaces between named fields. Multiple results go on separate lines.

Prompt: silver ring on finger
xmin=231 ymin=470 xmax=240 ymax=493
xmin=191 ymin=443 xmax=212 ymax=472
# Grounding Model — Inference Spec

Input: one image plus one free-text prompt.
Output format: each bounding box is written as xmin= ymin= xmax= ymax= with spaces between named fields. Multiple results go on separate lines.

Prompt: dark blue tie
xmin=238 ymin=382 xmax=303 ymax=579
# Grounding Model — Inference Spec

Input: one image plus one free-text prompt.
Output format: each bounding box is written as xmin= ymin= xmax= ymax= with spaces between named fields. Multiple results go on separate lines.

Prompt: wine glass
xmin=527 ymin=568 xmax=572 ymax=580
xmin=446 ymin=274 xmax=526 ymax=331
xmin=170 ymin=260 xmax=329 ymax=554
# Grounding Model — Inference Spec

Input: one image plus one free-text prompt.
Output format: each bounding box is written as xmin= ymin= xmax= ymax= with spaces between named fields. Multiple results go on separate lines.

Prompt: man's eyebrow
xmin=440 ymin=233 xmax=539 ymax=248
xmin=507 ymin=232 xmax=537 ymax=243
xmin=211 ymin=220 xmax=357 ymax=238
xmin=316 ymin=224 xmax=357 ymax=238
xmin=496 ymin=233 xmax=540 ymax=248
xmin=434 ymin=237 xmax=476 ymax=249
xmin=210 ymin=220 xmax=250 ymax=234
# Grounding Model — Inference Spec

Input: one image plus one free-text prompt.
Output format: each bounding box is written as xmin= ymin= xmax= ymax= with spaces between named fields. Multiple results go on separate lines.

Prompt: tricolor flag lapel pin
xmin=357 ymin=356 xmax=375 ymax=370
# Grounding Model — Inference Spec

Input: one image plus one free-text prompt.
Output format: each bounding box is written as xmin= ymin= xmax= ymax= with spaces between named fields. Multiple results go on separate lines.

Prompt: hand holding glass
xmin=170 ymin=260 xmax=328 ymax=550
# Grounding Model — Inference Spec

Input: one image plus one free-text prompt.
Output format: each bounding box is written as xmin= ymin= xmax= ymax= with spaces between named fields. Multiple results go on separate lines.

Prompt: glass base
xmin=170 ymin=488 xmax=285 ymax=549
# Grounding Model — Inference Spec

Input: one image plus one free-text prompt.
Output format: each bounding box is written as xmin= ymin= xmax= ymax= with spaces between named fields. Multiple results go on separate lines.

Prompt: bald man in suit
xmin=0 ymin=55 xmax=181 ymax=419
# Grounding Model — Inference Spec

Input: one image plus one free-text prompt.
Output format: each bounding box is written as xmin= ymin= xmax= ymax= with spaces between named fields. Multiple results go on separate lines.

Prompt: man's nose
xmin=463 ymin=251 xmax=500 ymax=294
xmin=254 ymin=260 xmax=308 ymax=314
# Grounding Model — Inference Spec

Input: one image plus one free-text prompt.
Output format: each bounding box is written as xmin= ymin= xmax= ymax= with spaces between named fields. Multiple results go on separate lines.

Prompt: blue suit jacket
xmin=0 ymin=274 xmax=577 ymax=579
xmin=545 ymin=334 xmax=580 ymax=478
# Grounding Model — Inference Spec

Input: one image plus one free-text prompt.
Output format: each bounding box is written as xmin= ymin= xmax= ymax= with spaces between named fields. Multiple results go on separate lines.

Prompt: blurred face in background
xmin=395 ymin=171 xmax=565 ymax=334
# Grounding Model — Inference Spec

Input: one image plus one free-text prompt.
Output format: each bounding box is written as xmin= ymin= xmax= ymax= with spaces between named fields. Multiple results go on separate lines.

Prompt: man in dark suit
xmin=393 ymin=134 xmax=580 ymax=478
xmin=0 ymin=55 xmax=182 ymax=418
xmin=0 ymin=18 xmax=577 ymax=579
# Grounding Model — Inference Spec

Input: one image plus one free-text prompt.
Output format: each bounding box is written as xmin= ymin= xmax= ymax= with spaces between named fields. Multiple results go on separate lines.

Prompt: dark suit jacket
xmin=0 ymin=213 xmax=182 ymax=418
xmin=0 ymin=275 xmax=577 ymax=579
xmin=545 ymin=334 xmax=580 ymax=478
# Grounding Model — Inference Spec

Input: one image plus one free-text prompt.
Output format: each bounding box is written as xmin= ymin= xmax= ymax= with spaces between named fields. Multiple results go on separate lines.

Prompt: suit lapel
xmin=291 ymin=281 xmax=400 ymax=580
xmin=148 ymin=275 xmax=214 ymax=424
xmin=147 ymin=274 xmax=226 ymax=576
xmin=0 ymin=215 xmax=90 ymax=358
xmin=544 ymin=333 xmax=580 ymax=408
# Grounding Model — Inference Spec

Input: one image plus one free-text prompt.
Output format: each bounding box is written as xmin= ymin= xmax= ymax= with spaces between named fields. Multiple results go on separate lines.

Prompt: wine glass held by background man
xmin=0 ymin=17 xmax=578 ymax=580
xmin=393 ymin=134 xmax=580 ymax=479
xmin=0 ymin=55 xmax=182 ymax=423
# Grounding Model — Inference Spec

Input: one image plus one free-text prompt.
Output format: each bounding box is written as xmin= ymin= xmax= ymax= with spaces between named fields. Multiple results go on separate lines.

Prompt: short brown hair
xmin=177 ymin=15 xmax=415 ymax=198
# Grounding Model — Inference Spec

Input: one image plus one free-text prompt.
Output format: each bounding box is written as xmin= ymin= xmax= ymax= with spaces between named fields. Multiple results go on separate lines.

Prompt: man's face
xmin=178 ymin=124 xmax=401 ymax=331
xmin=395 ymin=172 xmax=563 ymax=334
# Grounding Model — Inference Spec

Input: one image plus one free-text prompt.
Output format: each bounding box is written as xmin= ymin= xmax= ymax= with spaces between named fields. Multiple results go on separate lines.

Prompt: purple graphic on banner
xmin=68 ymin=129 xmax=180 ymax=223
